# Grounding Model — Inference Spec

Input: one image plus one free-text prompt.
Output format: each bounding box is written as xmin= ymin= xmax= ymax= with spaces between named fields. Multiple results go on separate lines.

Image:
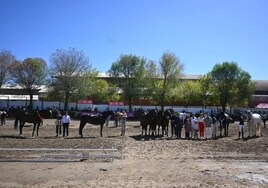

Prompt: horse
xmin=220 ymin=111 xmax=234 ymax=137
xmin=79 ymin=110 xmax=114 ymax=137
xmin=14 ymin=111 xmax=43 ymax=137
xmin=246 ymin=110 xmax=262 ymax=137
xmin=140 ymin=109 xmax=157 ymax=136
xmin=157 ymin=109 xmax=172 ymax=136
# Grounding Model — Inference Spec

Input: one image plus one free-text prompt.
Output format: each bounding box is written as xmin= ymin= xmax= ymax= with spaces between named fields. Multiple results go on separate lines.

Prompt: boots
xmin=238 ymin=132 xmax=241 ymax=139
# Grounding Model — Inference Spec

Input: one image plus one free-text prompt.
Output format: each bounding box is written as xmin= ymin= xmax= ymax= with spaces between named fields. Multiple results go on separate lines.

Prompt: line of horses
xmin=140 ymin=109 xmax=263 ymax=138
xmin=12 ymin=109 xmax=264 ymax=138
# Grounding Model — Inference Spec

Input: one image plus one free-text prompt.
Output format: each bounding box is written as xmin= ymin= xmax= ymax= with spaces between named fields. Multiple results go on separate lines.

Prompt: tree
xmin=108 ymin=54 xmax=146 ymax=112
xmin=175 ymin=81 xmax=201 ymax=107
xmin=76 ymin=71 xmax=119 ymax=104
xmin=208 ymin=61 xmax=253 ymax=111
xmin=158 ymin=52 xmax=184 ymax=111
xmin=144 ymin=60 xmax=159 ymax=105
xmin=9 ymin=58 xmax=48 ymax=110
xmin=0 ymin=50 xmax=15 ymax=87
xmin=50 ymin=47 xmax=91 ymax=110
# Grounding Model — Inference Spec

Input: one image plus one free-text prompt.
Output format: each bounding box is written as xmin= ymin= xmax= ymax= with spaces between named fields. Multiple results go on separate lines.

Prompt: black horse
xmin=79 ymin=110 xmax=114 ymax=137
xmin=220 ymin=111 xmax=234 ymax=136
xmin=140 ymin=109 xmax=157 ymax=136
xmin=157 ymin=109 xmax=172 ymax=136
xmin=14 ymin=111 xmax=43 ymax=137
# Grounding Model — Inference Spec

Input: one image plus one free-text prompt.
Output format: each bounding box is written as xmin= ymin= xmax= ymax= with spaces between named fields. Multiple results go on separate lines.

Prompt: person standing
xmin=211 ymin=114 xmax=217 ymax=140
xmin=55 ymin=110 xmax=62 ymax=137
xmin=184 ymin=115 xmax=191 ymax=139
xmin=175 ymin=113 xmax=184 ymax=139
xmin=114 ymin=112 xmax=120 ymax=127
xmin=61 ymin=111 xmax=71 ymax=138
xmin=204 ymin=113 xmax=212 ymax=139
xmin=238 ymin=112 xmax=245 ymax=139
xmin=1 ymin=111 xmax=8 ymax=126
xmin=120 ymin=111 xmax=127 ymax=136
xmin=198 ymin=113 xmax=205 ymax=140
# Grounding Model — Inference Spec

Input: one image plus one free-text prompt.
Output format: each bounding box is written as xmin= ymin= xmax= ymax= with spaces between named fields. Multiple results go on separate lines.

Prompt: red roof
xmin=256 ymin=103 xmax=268 ymax=108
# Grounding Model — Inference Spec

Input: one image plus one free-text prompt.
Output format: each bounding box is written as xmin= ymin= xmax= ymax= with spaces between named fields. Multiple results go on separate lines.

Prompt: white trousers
xmin=205 ymin=127 xmax=212 ymax=139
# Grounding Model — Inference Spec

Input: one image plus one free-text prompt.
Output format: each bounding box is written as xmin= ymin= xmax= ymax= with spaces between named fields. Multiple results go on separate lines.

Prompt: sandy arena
xmin=0 ymin=118 xmax=268 ymax=188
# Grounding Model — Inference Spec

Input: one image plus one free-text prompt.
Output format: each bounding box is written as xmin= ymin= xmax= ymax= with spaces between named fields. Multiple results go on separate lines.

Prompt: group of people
xmin=107 ymin=110 xmax=128 ymax=136
xmin=55 ymin=111 xmax=71 ymax=138
xmin=171 ymin=112 xmax=218 ymax=140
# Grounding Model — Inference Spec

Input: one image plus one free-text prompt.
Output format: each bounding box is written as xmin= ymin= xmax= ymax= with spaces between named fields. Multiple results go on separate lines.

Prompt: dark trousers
xmin=56 ymin=124 xmax=62 ymax=136
xmin=176 ymin=126 xmax=182 ymax=139
xmin=62 ymin=123 xmax=69 ymax=137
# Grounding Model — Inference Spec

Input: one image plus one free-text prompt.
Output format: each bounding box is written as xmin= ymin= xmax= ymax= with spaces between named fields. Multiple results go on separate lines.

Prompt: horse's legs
xmin=248 ymin=122 xmax=251 ymax=138
xmin=100 ymin=123 xmax=103 ymax=137
xmin=32 ymin=123 xmax=36 ymax=137
xmin=37 ymin=123 xmax=40 ymax=137
xmin=152 ymin=125 xmax=155 ymax=136
xmin=19 ymin=122 xmax=25 ymax=136
xmin=171 ymin=123 xmax=174 ymax=137
xmin=166 ymin=123 xmax=169 ymax=137
xmin=79 ymin=121 xmax=86 ymax=138
xmin=219 ymin=121 xmax=222 ymax=136
xmin=257 ymin=123 xmax=262 ymax=137
xmin=226 ymin=123 xmax=229 ymax=136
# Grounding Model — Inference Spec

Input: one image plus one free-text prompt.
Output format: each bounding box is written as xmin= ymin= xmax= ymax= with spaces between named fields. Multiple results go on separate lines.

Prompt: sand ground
xmin=0 ymin=118 xmax=268 ymax=187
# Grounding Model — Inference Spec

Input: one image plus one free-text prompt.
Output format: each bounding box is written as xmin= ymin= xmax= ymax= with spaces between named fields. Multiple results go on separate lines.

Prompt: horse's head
xmin=164 ymin=109 xmax=172 ymax=117
xmin=103 ymin=110 xmax=115 ymax=119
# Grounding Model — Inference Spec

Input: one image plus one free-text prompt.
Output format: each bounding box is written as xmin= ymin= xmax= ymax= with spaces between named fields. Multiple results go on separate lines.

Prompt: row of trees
xmin=0 ymin=48 xmax=254 ymax=112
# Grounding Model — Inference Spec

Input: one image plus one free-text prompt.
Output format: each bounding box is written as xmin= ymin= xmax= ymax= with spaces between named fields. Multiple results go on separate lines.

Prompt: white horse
xmin=246 ymin=110 xmax=262 ymax=137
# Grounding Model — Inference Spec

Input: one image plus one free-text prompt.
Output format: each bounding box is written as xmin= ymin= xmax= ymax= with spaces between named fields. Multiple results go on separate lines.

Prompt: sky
xmin=0 ymin=0 xmax=268 ymax=80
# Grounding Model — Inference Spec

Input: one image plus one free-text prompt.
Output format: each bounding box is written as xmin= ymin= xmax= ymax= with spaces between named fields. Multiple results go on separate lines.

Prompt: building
xmin=0 ymin=74 xmax=268 ymax=109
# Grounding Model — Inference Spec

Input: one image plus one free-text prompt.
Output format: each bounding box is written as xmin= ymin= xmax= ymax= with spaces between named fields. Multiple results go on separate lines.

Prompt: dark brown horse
xmin=157 ymin=109 xmax=172 ymax=136
xmin=220 ymin=111 xmax=234 ymax=137
xmin=14 ymin=111 xmax=43 ymax=137
xmin=140 ymin=109 xmax=157 ymax=136
xmin=79 ymin=110 xmax=114 ymax=137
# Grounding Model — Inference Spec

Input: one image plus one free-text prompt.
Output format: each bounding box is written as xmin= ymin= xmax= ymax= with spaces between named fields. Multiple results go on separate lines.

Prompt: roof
xmin=256 ymin=103 xmax=268 ymax=109
xmin=252 ymin=80 xmax=268 ymax=91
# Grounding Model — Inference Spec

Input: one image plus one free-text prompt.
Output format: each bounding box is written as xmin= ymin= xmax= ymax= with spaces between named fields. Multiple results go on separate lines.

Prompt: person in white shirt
xmin=61 ymin=111 xmax=71 ymax=138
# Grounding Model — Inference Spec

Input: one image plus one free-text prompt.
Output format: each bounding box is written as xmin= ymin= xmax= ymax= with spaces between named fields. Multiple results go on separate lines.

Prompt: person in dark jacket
xmin=238 ymin=112 xmax=245 ymax=139
xmin=55 ymin=110 xmax=62 ymax=137
xmin=175 ymin=114 xmax=184 ymax=139
xmin=1 ymin=111 xmax=7 ymax=126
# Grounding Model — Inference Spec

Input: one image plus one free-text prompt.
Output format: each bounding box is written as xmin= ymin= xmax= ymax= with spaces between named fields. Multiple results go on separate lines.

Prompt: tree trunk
xmin=29 ymin=93 xmax=33 ymax=111
xmin=64 ymin=91 xmax=69 ymax=111
xmin=128 ymin=96 xmax=132 ymax=112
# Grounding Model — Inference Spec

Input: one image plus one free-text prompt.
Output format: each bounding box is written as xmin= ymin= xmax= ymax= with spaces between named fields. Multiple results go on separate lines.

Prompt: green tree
xmin=175 ymin=81 xmax=201 ymax=107
xmin=50 ymin=47 xmax=91 ymax=110
xmin=208 ymin=61 xmax=253 ymax=111
xmin=108 ymin=54 xmax=146 ymax=112
xmin=144 ymin=60 xmax=159 ymax=105
xmin=9 ymin=58 xmax=48 ymax=110
xmin=158 ymin=52 xmax=184 ymax=111
xmin=76 ymin=71 xmax=119 ymax=104
xmin=0 ymin=50 xmax=15 ymax=87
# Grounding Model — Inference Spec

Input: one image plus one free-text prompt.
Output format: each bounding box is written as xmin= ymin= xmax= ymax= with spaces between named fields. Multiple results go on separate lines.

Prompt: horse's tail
xmin=14 ymin=116 xmax=19 ymax=130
